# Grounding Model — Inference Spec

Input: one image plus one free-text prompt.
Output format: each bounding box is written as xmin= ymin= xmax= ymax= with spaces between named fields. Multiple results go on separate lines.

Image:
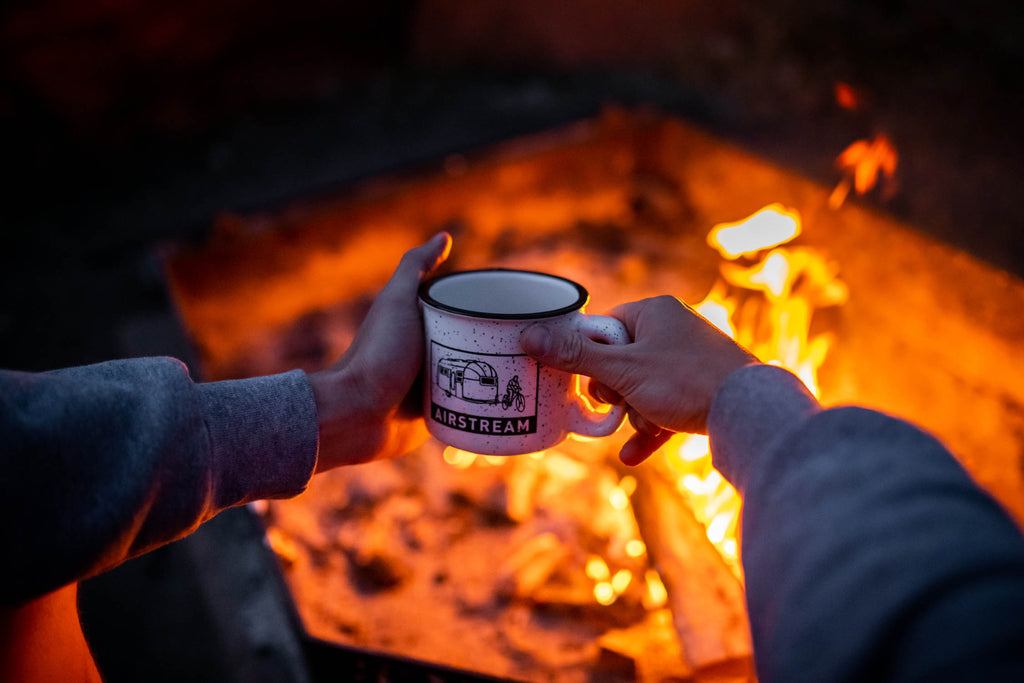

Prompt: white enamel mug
xmin=418 ymin=269 xmax=630 ymax=455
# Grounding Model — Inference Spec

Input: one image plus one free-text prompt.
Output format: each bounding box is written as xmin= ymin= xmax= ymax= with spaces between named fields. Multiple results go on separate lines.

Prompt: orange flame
xmin=441 ymin=203 xmax=848 ymax=593
xmin=664 ymin=204 xmax=847 ymax=578
xmin=830 ymin=134 xmax=898 ymax=209
xmin=706 ymin=203 xmax=802 ymax=260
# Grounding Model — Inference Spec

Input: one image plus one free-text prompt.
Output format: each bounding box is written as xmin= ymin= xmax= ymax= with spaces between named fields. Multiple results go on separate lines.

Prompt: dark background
xmin=2 ymin=0 xmax=1023 ymax=371
xmin=1 ymin=2 xmax=1022 ymax=680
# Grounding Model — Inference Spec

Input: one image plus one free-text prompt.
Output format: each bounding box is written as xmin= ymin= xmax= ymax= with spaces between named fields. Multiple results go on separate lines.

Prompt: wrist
xmin=308 ymin=365 xmax=389 ymax=471
xmin=707 ymin=364 xmax=821 ymax=492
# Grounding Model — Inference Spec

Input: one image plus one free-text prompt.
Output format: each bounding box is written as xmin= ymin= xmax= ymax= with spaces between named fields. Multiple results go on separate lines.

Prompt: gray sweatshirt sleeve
xmin=708 ymin=364 xmax=1024 ymax=682
xmin=0 ymin=357 xmax=319 ymax=605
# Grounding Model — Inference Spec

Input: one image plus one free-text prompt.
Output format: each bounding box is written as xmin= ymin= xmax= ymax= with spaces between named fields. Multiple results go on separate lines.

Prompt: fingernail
xmin=425 ymin=232 xmax=452 ymax=271
xmin=620 ymin=442 xmax=644 ymax=467
xmin=521 ymin=325 xmax=551 ymax=356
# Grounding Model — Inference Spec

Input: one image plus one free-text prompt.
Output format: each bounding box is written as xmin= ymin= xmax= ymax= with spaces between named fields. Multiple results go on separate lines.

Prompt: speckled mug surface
xmin=418 ymin=269 xmax=629 ymax=455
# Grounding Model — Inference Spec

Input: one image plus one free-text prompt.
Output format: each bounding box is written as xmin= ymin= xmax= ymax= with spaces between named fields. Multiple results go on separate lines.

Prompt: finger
xmin=348 ymin=231 xmax=451 ymax=358
xmin=619 ymin=429 xmax=673 ymax=467
xmin=587 ymin=379 xmax=622 ymax=406
xmin=628 ymin=409 xmax=662 ymax=437
xmin=520 ymin=323 xmax=630 ymax=387
xmin=607 ymin=296 xmax=683 ymax=335
xmin=381 ymin=231 xmax=453 ymax=298
xmin=606 ymin=299 xmax=648 ymax=334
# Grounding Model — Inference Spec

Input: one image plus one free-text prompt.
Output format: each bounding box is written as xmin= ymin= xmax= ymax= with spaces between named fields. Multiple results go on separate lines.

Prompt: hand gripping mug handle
xmin=567 ymin=314 xmax=630 ymax=438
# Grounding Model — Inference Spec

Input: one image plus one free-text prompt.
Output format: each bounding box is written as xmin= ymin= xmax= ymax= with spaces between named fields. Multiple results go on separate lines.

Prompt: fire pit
xmin=167 ymin=109 xmax=1024 ymax=682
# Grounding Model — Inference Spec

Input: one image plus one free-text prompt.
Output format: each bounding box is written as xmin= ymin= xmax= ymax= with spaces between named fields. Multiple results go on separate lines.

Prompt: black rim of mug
xmin=418 ymin=268 xmax=589 ymax=320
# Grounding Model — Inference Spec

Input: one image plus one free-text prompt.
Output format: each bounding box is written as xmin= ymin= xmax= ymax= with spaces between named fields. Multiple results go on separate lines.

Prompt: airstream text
xmin=431 ymin=403 xmax=537 ymax=435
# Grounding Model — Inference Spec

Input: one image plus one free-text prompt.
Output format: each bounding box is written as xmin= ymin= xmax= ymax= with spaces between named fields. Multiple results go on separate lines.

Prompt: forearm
xmin=0 ymin=358 xmax=318 ymax=605
xmin=708 ymin=365 xmax=1024 ymax=682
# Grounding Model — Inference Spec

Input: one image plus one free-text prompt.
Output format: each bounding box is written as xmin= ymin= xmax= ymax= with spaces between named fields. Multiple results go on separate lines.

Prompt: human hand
xmin=520 ymin=295 xmax=758 ymax=466
xmin=308 ymin=232 xmax=452 ymax=471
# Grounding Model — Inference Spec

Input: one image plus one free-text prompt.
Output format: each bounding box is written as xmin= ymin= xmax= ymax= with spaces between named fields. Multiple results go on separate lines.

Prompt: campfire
xmin=167 ymin=109 xmax=1024 ymax=682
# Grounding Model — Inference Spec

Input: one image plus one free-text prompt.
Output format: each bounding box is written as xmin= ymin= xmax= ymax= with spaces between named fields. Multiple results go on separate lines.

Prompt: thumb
xmin=380 ymin=231 xmax=452 ymax=299
xmin=521 ymin=323 xmax=626 ymax=385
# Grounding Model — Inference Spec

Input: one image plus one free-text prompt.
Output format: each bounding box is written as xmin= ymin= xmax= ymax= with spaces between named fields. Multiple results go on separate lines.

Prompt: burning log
xmin=627 ymin=464 xmax=753 ymax=675
xmin=597 ymin=609 xmax=693 ymax=682
xmin=495 ymin=532 xmax=569 ymax=599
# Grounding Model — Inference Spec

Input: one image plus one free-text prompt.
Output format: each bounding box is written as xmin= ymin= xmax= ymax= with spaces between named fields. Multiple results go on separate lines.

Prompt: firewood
xmin=628 ymin=466 xmax=753 ymax=673
xmin=598 ymin=609 xmax=694 ymax=683
xmin=495 ymin=532 xmax=569 ymax=599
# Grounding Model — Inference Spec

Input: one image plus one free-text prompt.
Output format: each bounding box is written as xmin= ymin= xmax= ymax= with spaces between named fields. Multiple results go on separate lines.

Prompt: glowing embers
xmin=443 ymin=445 xmax=654 ymax=606
xmin=586 ymin=556 xmax=635 ymax=606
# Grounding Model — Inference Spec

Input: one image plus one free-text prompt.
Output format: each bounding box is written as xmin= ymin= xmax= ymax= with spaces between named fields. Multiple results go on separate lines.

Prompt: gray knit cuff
xmin=707 ymin=364 xmax=822 ymax=494
xmin=197 ymin=369 xmax=319 ymax=507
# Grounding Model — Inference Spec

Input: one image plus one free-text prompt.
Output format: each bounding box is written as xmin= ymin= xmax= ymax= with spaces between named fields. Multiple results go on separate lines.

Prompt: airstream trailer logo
xmin=430 ymin=341 xmax=539 ymax=435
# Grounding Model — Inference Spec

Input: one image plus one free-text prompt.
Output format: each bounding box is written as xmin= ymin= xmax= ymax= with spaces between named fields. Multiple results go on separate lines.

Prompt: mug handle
xmin=567 ymin=314 xmax=630 ymax=438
